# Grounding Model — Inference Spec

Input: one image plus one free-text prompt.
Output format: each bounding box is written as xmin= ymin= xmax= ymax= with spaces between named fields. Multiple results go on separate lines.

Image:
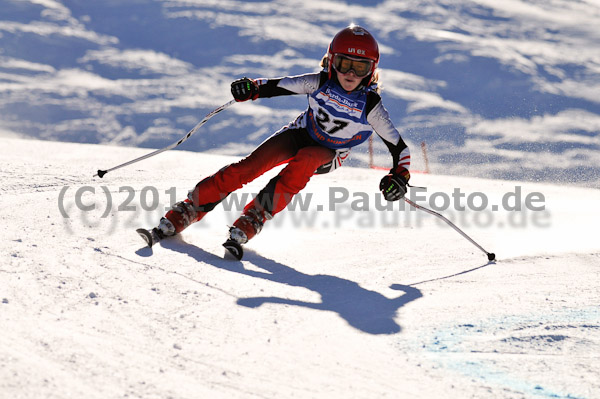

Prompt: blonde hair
xmin=320 ymin=54 xmax=382 ymax=92
xmin=320 ymin=54 xmax=329 ymax=70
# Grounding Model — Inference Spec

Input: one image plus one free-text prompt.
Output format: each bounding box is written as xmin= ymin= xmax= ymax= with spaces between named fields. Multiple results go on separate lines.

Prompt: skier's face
xmin=336 ymin=69 xmax=362 ymax=91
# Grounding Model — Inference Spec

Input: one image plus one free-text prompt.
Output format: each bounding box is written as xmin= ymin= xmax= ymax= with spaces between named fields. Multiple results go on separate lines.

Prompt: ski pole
xmin=404 ymin=197 xmax=496 ymax=261
xmin=94 ymin=99 xmax=236 ymax=178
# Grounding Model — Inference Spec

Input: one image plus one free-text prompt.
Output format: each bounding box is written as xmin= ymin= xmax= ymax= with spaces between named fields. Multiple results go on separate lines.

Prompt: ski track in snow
xmin=1 ymin=137 xmax=599 ymax=398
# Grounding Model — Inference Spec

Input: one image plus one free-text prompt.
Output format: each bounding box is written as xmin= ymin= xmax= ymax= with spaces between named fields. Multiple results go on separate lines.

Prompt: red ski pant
xmin=167 ymin=128 xmax=335 ymax=232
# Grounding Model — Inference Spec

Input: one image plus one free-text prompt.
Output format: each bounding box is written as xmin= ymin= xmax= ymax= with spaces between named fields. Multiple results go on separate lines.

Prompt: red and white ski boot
xmin=223 ymin=208 xmax=268 ymax=260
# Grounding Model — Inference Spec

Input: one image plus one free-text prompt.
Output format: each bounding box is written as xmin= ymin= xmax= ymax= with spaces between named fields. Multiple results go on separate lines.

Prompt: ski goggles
xmin=332 ymin=54 xmax=374 ymax=77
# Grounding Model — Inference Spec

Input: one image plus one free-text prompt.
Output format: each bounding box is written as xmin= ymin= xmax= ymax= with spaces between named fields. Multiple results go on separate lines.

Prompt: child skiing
xmin=137 ymin=24 xmax=411 ymax=259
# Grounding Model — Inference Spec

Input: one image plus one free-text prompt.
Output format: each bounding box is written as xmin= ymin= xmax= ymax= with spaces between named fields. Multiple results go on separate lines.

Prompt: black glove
xmin=231 ymin=77 xmax=259 ymax=102
xmin=379 ymin=166 xmax=410 ymax=201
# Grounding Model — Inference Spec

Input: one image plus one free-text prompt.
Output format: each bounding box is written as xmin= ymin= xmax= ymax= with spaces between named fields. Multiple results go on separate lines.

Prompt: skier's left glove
xmin=379 ymin=166 xmax=410 ymax=201
xmin=231 ymin=77 xmax=259 ymax=102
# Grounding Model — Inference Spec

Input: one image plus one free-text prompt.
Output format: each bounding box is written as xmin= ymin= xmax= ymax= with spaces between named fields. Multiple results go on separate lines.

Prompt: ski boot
xmin=137 ymin=197 xmax=204 ymax=248
xmin=223 ymin=208 xmax=269 ymax=260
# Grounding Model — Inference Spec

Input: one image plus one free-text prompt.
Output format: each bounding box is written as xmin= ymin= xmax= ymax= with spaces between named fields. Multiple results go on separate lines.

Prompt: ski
xmin=136 ymin=227 xmax=162 ymax=248
xmin=136 ymin=227 xmax=245 ymax=260
xmin=223 ymin=239 xmax=244 ymax=260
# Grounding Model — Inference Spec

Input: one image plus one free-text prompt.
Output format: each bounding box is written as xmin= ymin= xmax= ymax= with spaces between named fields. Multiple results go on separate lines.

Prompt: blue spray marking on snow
xmin=417 ymin=307 xmax=599 ymax=399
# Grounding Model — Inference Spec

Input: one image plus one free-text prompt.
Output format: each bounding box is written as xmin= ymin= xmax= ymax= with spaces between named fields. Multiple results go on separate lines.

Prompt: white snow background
xmin=1 ymin=136 xmax=599 ymax=398
xmin=1 ymin=1 xmax=600 ymax=398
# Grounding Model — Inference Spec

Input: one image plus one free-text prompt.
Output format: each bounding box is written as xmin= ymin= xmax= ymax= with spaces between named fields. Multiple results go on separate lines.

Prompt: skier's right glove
xmin=231 ymin=77 xmax=259 ymax=102
xmin=379 ymin=166 xmax=410 ymax=201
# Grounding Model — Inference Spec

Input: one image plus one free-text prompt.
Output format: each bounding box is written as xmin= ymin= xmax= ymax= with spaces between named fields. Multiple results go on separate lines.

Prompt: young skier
xmin=138 ymin=24 xmax=411 ymax=259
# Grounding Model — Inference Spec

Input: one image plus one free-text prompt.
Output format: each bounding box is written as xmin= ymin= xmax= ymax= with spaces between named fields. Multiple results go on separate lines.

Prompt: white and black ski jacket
xmin=255 ymin=71 xmax=410 ymax=171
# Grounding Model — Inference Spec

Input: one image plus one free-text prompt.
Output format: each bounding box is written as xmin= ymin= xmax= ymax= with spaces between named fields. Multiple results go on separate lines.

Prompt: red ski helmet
xmin=327 ymin=25 xmax=380 ymax=85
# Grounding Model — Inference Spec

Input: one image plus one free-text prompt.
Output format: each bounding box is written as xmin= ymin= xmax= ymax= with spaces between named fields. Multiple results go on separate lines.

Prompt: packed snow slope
xmin=1 ymin=0 xmax=600 ymax=184
xmin=1 ymin=137 xmax=599 ymax=399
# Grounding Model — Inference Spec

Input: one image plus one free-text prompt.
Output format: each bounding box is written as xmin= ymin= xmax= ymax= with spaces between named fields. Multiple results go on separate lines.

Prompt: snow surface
xmin=1 ymin=136 xmax=599 ymax=398
xmin=1 ymin=1 xmax=599 ymax=396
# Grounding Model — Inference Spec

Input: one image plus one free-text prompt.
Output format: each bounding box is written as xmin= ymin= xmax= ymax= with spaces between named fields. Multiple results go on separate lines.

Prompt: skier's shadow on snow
xmin=161 ymin=237 xmax=422 ymax=335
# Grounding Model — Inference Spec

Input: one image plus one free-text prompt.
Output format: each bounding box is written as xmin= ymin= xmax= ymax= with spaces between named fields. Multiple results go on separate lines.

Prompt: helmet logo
xmin=347 ymin=48 xmax=366 ymax=56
